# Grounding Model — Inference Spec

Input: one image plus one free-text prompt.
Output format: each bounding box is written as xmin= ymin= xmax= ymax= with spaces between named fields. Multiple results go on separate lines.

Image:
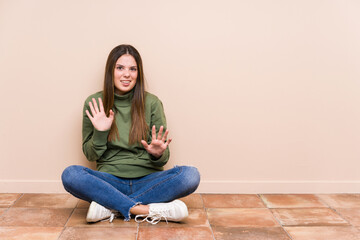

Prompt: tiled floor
xmin=0 ymin=193 xmax=360 ymax=239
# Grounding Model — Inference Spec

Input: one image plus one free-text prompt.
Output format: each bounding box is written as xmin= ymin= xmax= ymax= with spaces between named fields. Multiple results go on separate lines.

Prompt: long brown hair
xmin=103 ymin=44 xmax=148 ymax=144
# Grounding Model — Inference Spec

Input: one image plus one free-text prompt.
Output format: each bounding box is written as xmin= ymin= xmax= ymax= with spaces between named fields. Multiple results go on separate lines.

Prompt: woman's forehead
xmin=116 ymin=54 xmax=137 ymax=66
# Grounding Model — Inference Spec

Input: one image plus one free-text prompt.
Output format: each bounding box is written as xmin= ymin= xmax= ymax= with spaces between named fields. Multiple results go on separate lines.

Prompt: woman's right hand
xmin=85 ymin=97 xmax=114 ymax=131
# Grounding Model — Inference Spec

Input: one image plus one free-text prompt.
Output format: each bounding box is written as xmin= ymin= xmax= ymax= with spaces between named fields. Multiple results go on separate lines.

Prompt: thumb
xmin=141 ymin=140 xmax=149 ymax=150
xmin=165 ymin=138 xmax=172 ymax=147
xmin=109 ymin=110 xmax=114 ymax=119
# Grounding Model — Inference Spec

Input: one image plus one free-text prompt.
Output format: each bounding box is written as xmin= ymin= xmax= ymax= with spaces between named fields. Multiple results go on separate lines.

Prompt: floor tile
xmin=317 ymin=194 xmax=360 ymax=208
xmin=66 ymin=208 xmax=137 ymax=227
xmin=261 ymin=194 xmax=326 ymax=208
xmin=213 ymin=226 xmax=291 ymax=240
xmin=207 ymin=208 xmax=279 ymax=227
xmin=285 ymin=226 xmax=360 ymax=240
xmin=202 ymin=194 xmax=265 ymax=208
xmin=0 ymin=208 xmax=73 ymax=227
xmin=0 ymin=208 xmax=7 ymax=216
xmin=336 ymin=208 xmax=360 ymax=226
xmin=0 ymin=227 xmax=63 ymax=240
xmin=0 ymin=194 xmax=22 ymax=207
xmin=138 ymin=227 xmax=213 ymax=240
xmin=76 ymin=199 xmax=90 ymax=208
xmin=179 ymin=194 xmax=204 ymax=208
xmin=13 ymin=193 xmax=79 ymax=208
xmin=272 ymin=208 xmax=349 ymax=226
xmin=2 ymin=193 xmax=360 ymax=239
xmin=138 ymin=208 xmax=209 ymax=228
xmin=59 ymin=227 xmax=137 ymax=240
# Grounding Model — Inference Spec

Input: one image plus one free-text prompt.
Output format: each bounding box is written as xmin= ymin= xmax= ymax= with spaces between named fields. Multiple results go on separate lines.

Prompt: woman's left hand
xmin=141 ymin=125 xmax=172 ymax=158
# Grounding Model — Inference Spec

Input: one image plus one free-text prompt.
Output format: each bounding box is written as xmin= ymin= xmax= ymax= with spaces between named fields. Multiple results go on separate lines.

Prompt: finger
xmin=108 ymin=109 xmax=115 ymax=121
xmin=98 ymin=98 xmax=105 ymax=113
xmin=92 ymin=98 xmax=99 ymax=114
xmin=162 ymin=129 xmax=169 ymax=142
xmin=85 ymin=109 xmax=93 ymax=120
xmin=157 ymin=126 xmax=164 ymax=140
xmin=165 ymin=138 xmax=172 ymax=147
xmin=89 ymin=101 xmax=96 ymax=116
xmin=152 ymin=125 xmax=156 ymax=139
xmin=141 ymin=140 xmax=149 ymax=150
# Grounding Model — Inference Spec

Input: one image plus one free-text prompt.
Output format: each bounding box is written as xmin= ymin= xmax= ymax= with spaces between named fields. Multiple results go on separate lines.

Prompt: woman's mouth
xmin=120 ymin=80 xmax=131 ymax=86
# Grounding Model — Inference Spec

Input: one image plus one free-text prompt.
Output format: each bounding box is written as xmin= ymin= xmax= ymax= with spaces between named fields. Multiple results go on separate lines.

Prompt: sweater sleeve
xmin=148 ymin=97 xmax=170 ymax=167
xmin=82 ymin=99 xmax=109 ymax=161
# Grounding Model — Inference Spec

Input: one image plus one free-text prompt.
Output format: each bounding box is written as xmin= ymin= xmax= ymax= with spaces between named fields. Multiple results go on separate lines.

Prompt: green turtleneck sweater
xmin=82 ymin=90 xmax=170 ymax=178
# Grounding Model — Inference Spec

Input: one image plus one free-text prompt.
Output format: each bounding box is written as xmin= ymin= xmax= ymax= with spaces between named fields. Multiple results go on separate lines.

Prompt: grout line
xmin=10 ymin=193 xmax=24 ymax=207
xmin=57 ymin=226 xmax=67 ymax=240
xmin=258 ymin=193 xmax=267 ymax=207
xmin=135 ymin=222 xmax=139 ymax=240
xmin=57 ymin=207 xmax=76 ymax=240
xmin=200 ymin=194 xmax=216 ymax=240
xmin=0 ymin=193 xmax=24 ymax=218
xmin=314 ymin=194 xmax=332 ymax=208
xmin=63 ymin=207 xmax=76 ymax=227
xmin=269 ymin=211 xmax=294 ymax=240
xmin=74 ymin=199 xmax=81 ymax=209
xmin=315 ymin=194 xmax=354 ymax=227
xmin=329 ymin=208 xmax=354 ymax=227
xmin=257 ymin=193 xmax=294 ymax=240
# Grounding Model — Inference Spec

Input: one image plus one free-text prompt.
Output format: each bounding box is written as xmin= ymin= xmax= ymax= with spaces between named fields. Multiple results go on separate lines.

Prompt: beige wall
xmin=1 ymin=0 xmax=359 ymax=193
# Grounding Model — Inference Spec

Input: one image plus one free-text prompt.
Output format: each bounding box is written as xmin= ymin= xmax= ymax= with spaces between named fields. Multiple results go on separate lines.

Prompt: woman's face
xmin=114 ymin=54 xmax=138 ymax=95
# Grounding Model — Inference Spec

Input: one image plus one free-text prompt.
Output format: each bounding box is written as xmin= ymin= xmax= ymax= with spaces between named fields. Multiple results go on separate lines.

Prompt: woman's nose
xmin=123 ymin=70 xmax=130 ymax=77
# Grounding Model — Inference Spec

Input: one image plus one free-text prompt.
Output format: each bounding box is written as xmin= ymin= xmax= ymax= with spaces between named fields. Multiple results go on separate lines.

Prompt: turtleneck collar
xmin=113 ymin=89 xmax=134 ymax=107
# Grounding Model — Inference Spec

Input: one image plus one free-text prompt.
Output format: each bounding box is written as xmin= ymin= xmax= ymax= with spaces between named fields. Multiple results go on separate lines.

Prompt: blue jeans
xmin=61 ymin=165 xmax=200 ymax=221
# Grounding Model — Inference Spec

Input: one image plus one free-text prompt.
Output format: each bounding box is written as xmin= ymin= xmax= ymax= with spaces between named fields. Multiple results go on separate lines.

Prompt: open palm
xmin=85 ymin=97 xmax=114 ymax=131
xmin=141 ymin=125 xmax=172 ymax=158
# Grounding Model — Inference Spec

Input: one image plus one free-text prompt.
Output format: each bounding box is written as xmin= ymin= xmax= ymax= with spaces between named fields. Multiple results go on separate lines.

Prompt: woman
xmin=61 ymin=44 xmax=200 ymax=224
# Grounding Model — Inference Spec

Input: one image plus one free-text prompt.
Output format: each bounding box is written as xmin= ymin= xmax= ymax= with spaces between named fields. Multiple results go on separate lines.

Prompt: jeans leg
xmin=129 ymin=166 xmax=200 ymax=205
xmin=61 ymin=165 xmax=139 ymax=220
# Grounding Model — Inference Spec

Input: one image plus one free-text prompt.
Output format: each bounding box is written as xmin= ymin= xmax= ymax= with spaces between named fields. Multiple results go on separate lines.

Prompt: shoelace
xmin=100 ymin=212 xmax=117 ymax=223
xmin=135 ymin=209 xmax=171 ymax=225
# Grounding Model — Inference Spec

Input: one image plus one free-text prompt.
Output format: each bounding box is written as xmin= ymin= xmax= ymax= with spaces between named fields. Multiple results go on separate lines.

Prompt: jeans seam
xmin=134 ymin=166 xmax=180 ymax=184
xmin=82 ymin=167 xmax=128 ymax=186
xmin=131 ymin=166 xmax=183 ymax=200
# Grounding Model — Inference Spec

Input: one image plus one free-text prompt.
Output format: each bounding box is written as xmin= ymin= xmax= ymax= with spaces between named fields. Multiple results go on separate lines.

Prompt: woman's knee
xmin=180 ymin=166 xmax=201 ymax=192
xmin=61 ymin=165 xmax=83 ymax=189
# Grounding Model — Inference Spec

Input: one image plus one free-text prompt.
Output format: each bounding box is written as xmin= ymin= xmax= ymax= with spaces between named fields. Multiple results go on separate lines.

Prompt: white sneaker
xmin=86 ymin=201 xmax=117 ymax=223
xmin=135 ymin=200 xmax=188 ymax=224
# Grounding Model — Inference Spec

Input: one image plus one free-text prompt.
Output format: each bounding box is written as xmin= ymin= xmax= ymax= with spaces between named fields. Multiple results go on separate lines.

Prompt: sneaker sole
xmin=86 ymin=201 xmax=111 ymax=223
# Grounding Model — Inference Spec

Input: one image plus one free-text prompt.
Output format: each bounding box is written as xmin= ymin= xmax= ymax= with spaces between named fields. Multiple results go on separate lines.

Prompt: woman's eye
xmin=130 ymin=68 xmax=137 ymax=71
xmin=116 ymin=66 xmax=123 ymax=70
